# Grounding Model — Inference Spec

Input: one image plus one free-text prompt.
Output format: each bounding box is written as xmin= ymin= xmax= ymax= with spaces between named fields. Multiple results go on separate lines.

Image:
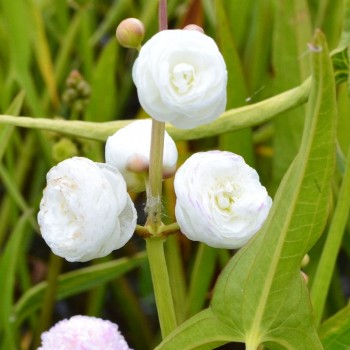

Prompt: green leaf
xmin=319 ymin=303 xmax=350 ymax=349
xmin=1 ymin=0 xmax=31 ymax=72
xmin=310 ymin=138 xmax=350 ymax=325
xmin=185 ymin=244 xmax=217 ymax=318
xmin=157 ymin=29 xmax=336 ymax=350
xmin=165 ymin=235 xmax=187 ymax=324
xmin=337 ymin=82 xmax=350 ymax=154
xmin=332 ymin=0 xmax=350 ymax=54
xmin=155 ymin=308 xmax=238 ymax=350
xmin=242 ymin=0 xmax=273 ymax=94
xmin=0 ymin=213 xmax=31 ymax=349
xmin=85 ymin=39 xmax=118 ymax=122
xmin=90 ymin=0 xmax=130 ymax=46
xmin=13 ymin=253 xmax=146 ymax=327
xmin=332 ymin=48 xmax=350 ymax=86
xmin=221 ymin=0 xmax=253 ymax=53
xmin=28 ymin=0 xmax=58 ymax=106
xmin=271 ymin=0 xmax=312 ymax=190
xmin=1 ymin=0 xmax=42 ymax=115
xmin=215 ymin=1 xmax=254 ymax=165
xmin=331 ymin=0 xmax=350 ymax=92
xmin=0 ymin=91 xmax=25 ymax=160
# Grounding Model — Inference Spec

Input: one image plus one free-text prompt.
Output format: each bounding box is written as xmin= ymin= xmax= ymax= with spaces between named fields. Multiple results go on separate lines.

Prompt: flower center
xmin=215 ymin=183 xmax=241 ymax=211
xmin=171 ymin=63 xmax=195 ymax=94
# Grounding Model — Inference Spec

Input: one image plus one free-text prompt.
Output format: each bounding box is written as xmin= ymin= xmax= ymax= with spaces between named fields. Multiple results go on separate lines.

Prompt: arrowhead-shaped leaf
xmin=156 ymin=29 xmax=337 ymax=350
xmin=211 ymin=28 xmax=336 ymax=349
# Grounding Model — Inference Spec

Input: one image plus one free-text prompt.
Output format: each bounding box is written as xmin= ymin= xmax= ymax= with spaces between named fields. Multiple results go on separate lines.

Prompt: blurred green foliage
xmin=0 ymin=0 xmax=349 ymax=349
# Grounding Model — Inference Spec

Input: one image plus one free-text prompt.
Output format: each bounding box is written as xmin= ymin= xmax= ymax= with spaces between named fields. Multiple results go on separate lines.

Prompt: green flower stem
xmin=144 ymin=4 xmax=177 ymax=337
xmin=159 ymin=222 xmax=180 ymax=235
xmin=136 ymin=222 xmax=180 ymax=238
xmin=146 ymin=120 xmax=165 ymax=232
xmin=0 ymin=77 xmax=311 ymax=142
xmin=146 ymin=237 xmax=177 ymax=338
xmin=159 ymin=0 xmax=168 ymax=31
xmin=144 ymin=118 xmax=177 ymax=336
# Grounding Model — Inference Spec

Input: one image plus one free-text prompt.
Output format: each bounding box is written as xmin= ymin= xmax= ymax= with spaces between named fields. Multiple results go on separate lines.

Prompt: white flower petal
xmin=132 ymin=30 xmax=227 ymax=129
xmin=37 ymin=157 xmax=137 ymax=262
xmin=174 ymin=151 xmax=272 ymax=249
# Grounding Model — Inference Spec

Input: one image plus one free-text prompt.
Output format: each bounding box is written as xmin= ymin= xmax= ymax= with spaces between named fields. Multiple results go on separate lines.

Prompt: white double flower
xmin=132 ymin=30 xmax=227 ymax=129
xmin=38 ymin=157 xmax=137 ymax=262
xmin=174 ymin=151 xmax=272 ymax=249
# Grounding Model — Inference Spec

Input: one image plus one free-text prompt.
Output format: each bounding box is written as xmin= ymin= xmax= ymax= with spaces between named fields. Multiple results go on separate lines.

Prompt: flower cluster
xmin=38 ymin=23 xmax=272 ymax=263
xmin=38 ymin=119 xmax=177 ymax=262
xmin=38 ymin=315 xmax=132 ymax=350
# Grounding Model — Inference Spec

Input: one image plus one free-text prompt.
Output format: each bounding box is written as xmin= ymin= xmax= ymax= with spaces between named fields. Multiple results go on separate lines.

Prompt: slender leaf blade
xmin=215 ymin=1 xmax=254 ymax=165
xmin=319 ymin=303 xmax=350 ymax=349
xmin=0 ymin=214 xmax=31 ymax=348
xmin=271 ymin=0 xmax=312 ymax=190
xmin=85 ymin=39 xmax=118 ymax=122
xmin=13 ymin=253 xmax=146 ymax=326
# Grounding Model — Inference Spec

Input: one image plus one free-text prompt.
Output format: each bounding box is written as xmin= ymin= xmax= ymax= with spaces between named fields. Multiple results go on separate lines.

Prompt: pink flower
xmin=38 ymin=315 xmax=132 ymax=350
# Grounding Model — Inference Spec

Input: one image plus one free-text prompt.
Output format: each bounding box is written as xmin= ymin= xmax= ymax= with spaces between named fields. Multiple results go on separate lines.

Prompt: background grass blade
xmin=310 ymin=139 xmax=350 ymax=326
xmin=0 ymin=213 xmax=31 ymax=349
xmin=271 ymin=0 xmax=312 ymax=191
xmin=13 ymin=253 xmax=146 ymax=327
xmin=319 ymin=303 xmax=350 ymax=349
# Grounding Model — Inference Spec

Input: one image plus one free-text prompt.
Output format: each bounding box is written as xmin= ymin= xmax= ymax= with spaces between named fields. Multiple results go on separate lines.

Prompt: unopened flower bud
xmin=301 ymin=271 xmax=309 ymax=284
xmin=38 ymin=315 xmax=132 ymax=350
xmin=105 ymin=119 xmax=178 ymax=192
xmin=183 ymin=24 xmax=204 ymax=33
xmin=62 ymin=70 xmax=91 ymax=114
xmin=301 ymin=254 xmax=310 ymax=268
xmin=76 ymin=80 xmax=91 ymax=97
xmin=66 ymin=70 xmax=82 ymax=88
xmin=52 ymin=138 xmax=79 ymax=163
xmin=62 ymin=88 xmax=78 ymax=104
xmin=116 ymin=18 xmax=145 ymax=49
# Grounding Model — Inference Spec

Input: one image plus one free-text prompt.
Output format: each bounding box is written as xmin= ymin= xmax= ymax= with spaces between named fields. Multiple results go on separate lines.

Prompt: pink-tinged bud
xmin=126 ymin=154 xmax=150 ymax=173
xmin=105 ymin=119 xmax=178 ymax=193
xmin=116 ymin=18 xmax=145 ymax=49
xmin=183 ymin=24 xmax=204 ymax=33
xmin=301 ymin=271 xmax=309 ymax=284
